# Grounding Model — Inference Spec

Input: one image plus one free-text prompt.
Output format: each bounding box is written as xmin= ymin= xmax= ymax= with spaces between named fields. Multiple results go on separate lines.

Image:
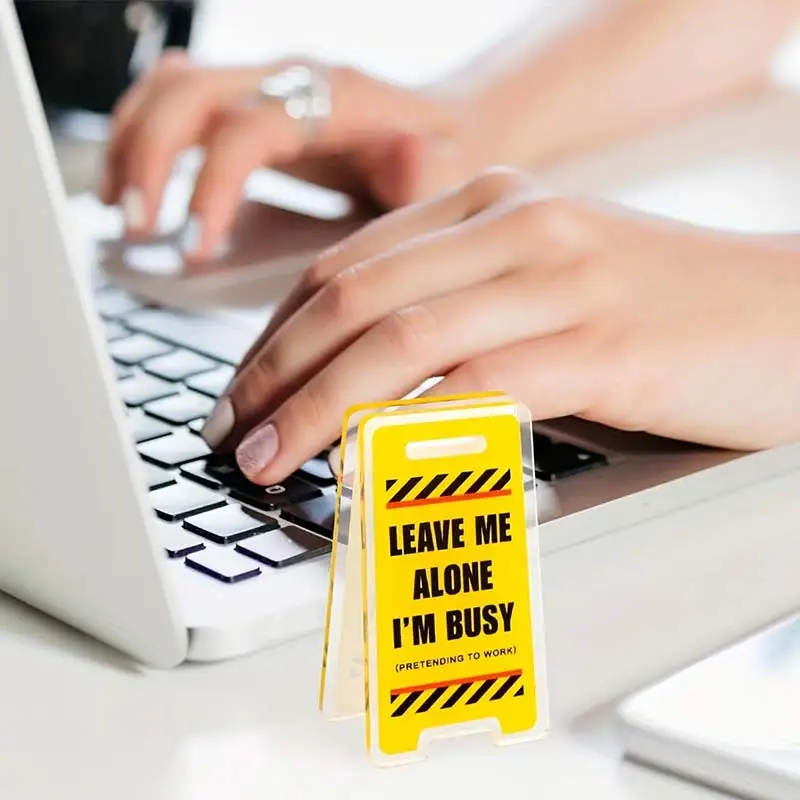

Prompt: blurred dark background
xmin=15 ymin=0 xmax=196 ymax=116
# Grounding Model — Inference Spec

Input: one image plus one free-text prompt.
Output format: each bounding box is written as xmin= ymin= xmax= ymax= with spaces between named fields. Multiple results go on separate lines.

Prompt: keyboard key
xmin=298 ymin=456 xmax=336 ymax=488
xmin=104 ymin=320 xmax=129 ymax=342
xmin=150 ymin=481 xmax=226 ymax=521
xmin=130 ymin=413 xmax=173 ymax=444
xmin=138 ymin=431 xmax=211 ymax=468
xmin=185 ymin=366 xmax=235 ymax=398
xmin=236 ymin=524 xmax=331 ymax=568
xmin=182 ymin=454 xmax=319 ymax=510
xmin=125 ymin=308 xmax=253 ymax=365
xmin=281 ymin=495 xmax=337 ymax=539
xmin=156 ymin=522 xmax=206 ymax=558
xmin=185 ymin=548 xmax=262 ymax=583
xmin=180 ymin=459 xmax=223 ymax=488
xmin=522 ymin=464 xmax=535 ymax=492
xmin=119 ymin=374 xmax=179 ymax=407
xmin=187 ymin=418 xmax=205 ymax=434
xmin=109 ymin=334 xmax=173 ymax=366
xmin=231 ymin=473 xmax=321 ymax=511
xmin=142 ymin=349 xmax=219 ymax=382
xmin=143 ymin=392 xmax=215 ymax=425
xmin=534 ymin=437 xmax=607 ymax=481
xmin=94 ymin=288 xmax=143 ymax=320
xmin=193 ymin=454 xmax=241 ymax=484
xmin=115 ymin=363 xmax=134 ymax=380
xmin=183 ymin=504 xmax=277 ymax=544
xmin=146 ymin=465 xmax=176 ymax=491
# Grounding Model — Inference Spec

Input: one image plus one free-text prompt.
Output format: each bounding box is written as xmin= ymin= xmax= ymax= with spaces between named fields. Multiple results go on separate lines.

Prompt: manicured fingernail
xmin=200 ymin=397 xmax=234 ymax=448
xmin=327 ymin=445 xmax=341 ymax=476
xmin=180 ymin=215 xmax=202 ymax=254
xmin=213 ymin=237 xmax=231 ymax=260
xmin=327 ymin=440 xmax=356 ymax=478
xmin=180 ymin=217 xmax=229 ymax=260
xmin=236 ymin=423 xmax=279 ymax=478
xmin=122 ymin=187 xmax=146 ymax=231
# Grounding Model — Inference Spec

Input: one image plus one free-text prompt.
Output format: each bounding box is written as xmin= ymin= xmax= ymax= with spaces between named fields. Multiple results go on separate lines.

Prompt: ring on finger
xmin=257 ymin=62 xmax=331 ymax=146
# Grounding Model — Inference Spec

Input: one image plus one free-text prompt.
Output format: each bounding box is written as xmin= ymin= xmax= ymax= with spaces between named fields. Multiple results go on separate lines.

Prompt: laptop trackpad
xmin=88 ymin=167 xmax=375 ymax=311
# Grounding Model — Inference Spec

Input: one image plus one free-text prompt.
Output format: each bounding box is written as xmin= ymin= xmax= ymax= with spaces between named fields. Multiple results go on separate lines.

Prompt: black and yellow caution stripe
xmin=389 ymin=669 xmax=524 ymax=717
xmin=385 ymin=468 xmax=512 ymax=509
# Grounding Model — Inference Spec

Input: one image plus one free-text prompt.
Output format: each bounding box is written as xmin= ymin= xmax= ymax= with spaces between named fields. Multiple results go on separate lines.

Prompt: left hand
xmin=199 ymin=167 xmax=800 ymax=484
xmin=100 ymin=51 xmax=483 ymax=261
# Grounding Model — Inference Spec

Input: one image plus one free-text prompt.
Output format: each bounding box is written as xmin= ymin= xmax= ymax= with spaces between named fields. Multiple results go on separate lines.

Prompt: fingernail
xmin=180 ymin=217 xmax=229 ymax=261
xmin=200 ymin=397 xmax=235 ymax=448
xmin=327 ymin=440 xmax=356 ymax=478
xmin=327 ymin=445 xmax=341 ymax=476
xmin=180 ymin=215 xmax=202 ymax=254
xmin=122 ymin=187 xmax=146 ymax=231
xmin=236 ymin=423 xmax=279 ymax=478
xmin=213 ymin=237 xmax=232 ymax=260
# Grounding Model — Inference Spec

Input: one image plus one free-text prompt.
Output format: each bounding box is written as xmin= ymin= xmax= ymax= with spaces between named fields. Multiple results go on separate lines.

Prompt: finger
xmin=181 ymin=102 xmax=303 ymax=262
xmin=325 ymin=378 xmax=445 ymax=478
xmin=232 ymin=271 xmax=581 ymax=484
xmin=423 ymin=330 xmax=596 ymax=422
xmin=101 ymin=80 xmax=155 ymax=205
xmin=117 ymin=89 xmax=216 ymax=235
xmin=222 ymin=211 xmax=521 ymax=443
xmin=114 ymin=50 xmax=191 ymax=137
xmin=116 ymin=66 xmax=268 ymax=236
xmin=232 ymin=171 xmax=490 ymax=377
xmin=101 ymin=51 xmax=192 ymax=204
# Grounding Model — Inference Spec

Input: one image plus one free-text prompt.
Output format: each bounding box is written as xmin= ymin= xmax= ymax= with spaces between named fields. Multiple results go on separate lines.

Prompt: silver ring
xmin=258 ymin=63 xmax=331 ymax=144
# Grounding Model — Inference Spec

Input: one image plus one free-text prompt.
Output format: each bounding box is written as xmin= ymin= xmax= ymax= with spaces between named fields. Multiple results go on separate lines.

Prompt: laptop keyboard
xmin=94 ymin=284 xmax=608 ymax=587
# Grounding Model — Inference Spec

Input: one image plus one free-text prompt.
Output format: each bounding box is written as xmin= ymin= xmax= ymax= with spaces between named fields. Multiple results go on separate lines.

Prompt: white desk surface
xmin=0 ymin=588 xmax=727 ymax=800
xmin=11 ymin=1 xmax=800 ymax=797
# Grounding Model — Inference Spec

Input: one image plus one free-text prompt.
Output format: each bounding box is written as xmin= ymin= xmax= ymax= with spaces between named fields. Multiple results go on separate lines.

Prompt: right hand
xmin=198 ymin=167 xmax=800 ymax=483
xmin=100 ymin=51 xmax=485 ymax=261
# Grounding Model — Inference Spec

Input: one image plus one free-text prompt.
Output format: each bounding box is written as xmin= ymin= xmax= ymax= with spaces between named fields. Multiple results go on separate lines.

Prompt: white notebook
xmin=616 ymin=615 xmax=800 ymax=800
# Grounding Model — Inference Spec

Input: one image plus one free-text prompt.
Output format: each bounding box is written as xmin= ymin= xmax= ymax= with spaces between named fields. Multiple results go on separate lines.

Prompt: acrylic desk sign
xmin=320 ymin=394 xmax=550 ymax=766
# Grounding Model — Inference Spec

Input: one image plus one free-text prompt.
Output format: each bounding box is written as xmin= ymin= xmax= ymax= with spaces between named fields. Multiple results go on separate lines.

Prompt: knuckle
xmin=292 ymin=384 xmax=328 ymax=434
xmin=300 ymin=248 xmax=339 ymax=296
xmin=378 ymin=305 xmax=439 ymax=359
xmin=319 ymin=267 xmax=363 ymax=322
xmin=453 ymin=359 xmax=501 ymax=394
xmin=300 ymin=257 xmax=333 ymax=297
xmin=330 ymin=64 xmax=364 ymax=92
xmin=242 ymin=354 xmax=278 ymax=406
xmin=209 ymin=102 xmax=254 ymax=132
xmin=521 ymin=197 xmax=576 ymax=237
xmin=466 ymin=166 xmax=527 ymax=207
xmin=511 ymin=197 xmax=591 ymax=261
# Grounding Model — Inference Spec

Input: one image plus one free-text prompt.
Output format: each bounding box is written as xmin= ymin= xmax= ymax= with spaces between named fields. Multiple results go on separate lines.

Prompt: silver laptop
xmin=1 ymin=0 xmax=797 ymax=668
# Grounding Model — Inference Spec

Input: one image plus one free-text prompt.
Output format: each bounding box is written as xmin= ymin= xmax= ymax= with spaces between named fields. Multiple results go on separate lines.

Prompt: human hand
xmin=100 ymin=51 xmax=483 ymax=262
xmin=199 ymin=167 xmax=800 ymax=484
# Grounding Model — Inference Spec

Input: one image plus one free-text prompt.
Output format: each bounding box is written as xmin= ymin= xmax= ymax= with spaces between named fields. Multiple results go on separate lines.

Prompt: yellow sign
xmin=320 ymin=396 xmax=549 ymax=766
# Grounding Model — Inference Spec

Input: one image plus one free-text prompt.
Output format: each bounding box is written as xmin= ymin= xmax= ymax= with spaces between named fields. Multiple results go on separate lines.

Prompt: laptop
xmin=1 ymin=0 xmax=799 ymax=668
xmin=616 ymin=614 xmax=800 ymax=800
